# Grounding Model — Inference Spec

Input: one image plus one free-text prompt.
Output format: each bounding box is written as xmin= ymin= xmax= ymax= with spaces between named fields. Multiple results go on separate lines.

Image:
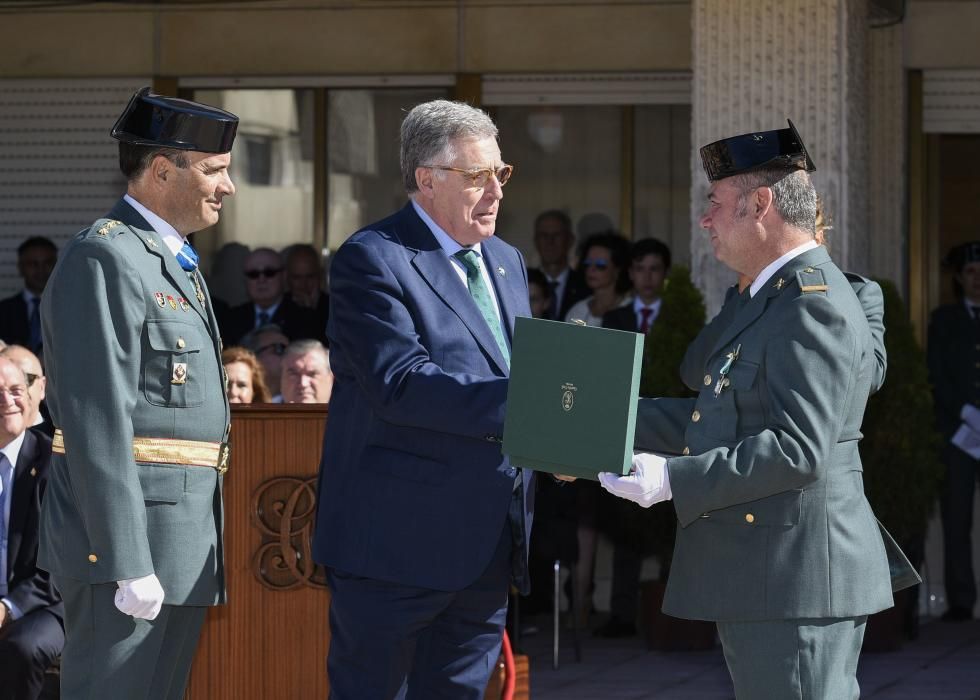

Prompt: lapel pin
xmin=497 ymin=266 xmax=506 ymax=276
xmin=774 ymin=278 xmax=785 ymax=290
xmin=154 ymin=292 xmax=166 ymax=308
xmin=166 ymin=295 xmax=177 ymax=311
xmin=178 ymin=297 xmax=190 ymax=312
xmin=145 ymin=236 xmax=159 ymax=249
xmin=30 ymin=467 xmax=36 ymax=477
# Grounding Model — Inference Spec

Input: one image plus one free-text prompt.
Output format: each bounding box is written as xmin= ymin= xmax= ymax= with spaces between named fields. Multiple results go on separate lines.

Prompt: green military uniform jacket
xmin=637 ymin=246 xmax=910 ymax=622
xmin=38 ymin=198 xmax=230 ymax=606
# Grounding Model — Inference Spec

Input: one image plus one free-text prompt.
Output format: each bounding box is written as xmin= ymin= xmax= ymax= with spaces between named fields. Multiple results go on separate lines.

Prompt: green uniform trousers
xmin=54 ymin=575 xmax=206 ymax=700
xmin=716 ymin=616 xmax=867 ymax=700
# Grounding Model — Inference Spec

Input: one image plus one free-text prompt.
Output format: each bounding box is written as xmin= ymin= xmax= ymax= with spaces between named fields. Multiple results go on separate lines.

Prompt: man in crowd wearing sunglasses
xmin=313 ymin=99 xmax=532 ymax=699
xmin=219 ymin=247 xmax=321 ymax=346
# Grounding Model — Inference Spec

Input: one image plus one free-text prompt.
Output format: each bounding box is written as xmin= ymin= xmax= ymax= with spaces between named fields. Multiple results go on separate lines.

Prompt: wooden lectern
xmin=186 ymin=404 xmax=331 ymax=699
xmin=185 ymin=403 xmax=528 ymax=699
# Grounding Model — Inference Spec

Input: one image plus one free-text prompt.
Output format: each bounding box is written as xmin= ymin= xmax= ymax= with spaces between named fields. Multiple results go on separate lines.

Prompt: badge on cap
xmin=155 ymin=292 xmax=166 ymax=308
xmin=171 ymin=362 xmax=187 ymax=385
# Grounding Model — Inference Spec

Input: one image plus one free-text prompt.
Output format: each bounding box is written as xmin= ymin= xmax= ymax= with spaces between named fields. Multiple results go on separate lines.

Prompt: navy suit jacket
xmin=313 ymin=203 xmax=533 ymax=592
xmin=219 ymin=295 xmax=322 ymax=347
xmin=5 ymin=429 xmax=63 ymax=625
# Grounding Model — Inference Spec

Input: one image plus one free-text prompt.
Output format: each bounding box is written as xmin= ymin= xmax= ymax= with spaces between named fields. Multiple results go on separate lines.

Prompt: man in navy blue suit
xmin=313 ymin=99 xmax=533 ymax=699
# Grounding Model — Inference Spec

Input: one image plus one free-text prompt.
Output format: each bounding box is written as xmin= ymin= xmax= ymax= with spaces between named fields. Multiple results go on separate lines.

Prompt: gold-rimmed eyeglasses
xmin=424 ymin=164 xmax=514 ymax=188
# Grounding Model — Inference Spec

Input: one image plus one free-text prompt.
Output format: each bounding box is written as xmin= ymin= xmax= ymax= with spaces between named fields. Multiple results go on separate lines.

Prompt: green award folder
xmin=503 ymin=317 xmax=644 ymax=480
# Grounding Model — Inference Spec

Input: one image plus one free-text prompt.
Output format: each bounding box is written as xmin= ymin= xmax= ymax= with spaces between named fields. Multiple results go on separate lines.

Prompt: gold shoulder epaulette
xmin=93 ymin=219 xmax=125 ymax=239
xmin=796 ymin=266 xmax=829 ymax=294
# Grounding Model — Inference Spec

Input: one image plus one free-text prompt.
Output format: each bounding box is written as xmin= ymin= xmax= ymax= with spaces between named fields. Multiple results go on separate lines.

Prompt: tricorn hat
xmin=699 ymin=119 xmax=816 ymax=182
xmin=943 ymin=242 xmax=980 ymax=272
xmin=111 ymin=87 xmax=238 ymax=154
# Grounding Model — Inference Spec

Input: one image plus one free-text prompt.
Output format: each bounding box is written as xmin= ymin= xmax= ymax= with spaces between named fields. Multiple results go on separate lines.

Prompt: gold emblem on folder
xmin=561 ymin=383 xmax=577 ymax=412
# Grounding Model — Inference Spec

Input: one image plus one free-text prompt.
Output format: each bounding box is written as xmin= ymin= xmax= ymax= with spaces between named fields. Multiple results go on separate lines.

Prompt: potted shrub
xmin=859 ymin=279 xmax=944 ymax=650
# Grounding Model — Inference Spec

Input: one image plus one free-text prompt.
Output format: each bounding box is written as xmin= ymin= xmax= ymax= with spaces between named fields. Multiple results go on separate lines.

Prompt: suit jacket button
xmin=703 ymin=375 xmax=712 ymax=386
xmin=744 ymin=513 xmax=755 ymax=524
xmin=682 ymin=446 xmax=690 ymax=455
xmin=691 ymin=410 xmax=701 ymax=423
xmin=177 ymin=337 xmax=186 ymax=349
xmin=88 ymin=553 xmax=98 ymax=563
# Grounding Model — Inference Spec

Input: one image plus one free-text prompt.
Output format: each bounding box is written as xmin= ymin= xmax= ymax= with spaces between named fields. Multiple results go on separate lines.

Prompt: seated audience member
xmin=0 ymin=346 xmax=51 ymax=438
xmin=531 ymin=209 xmax=587 ymax=320
xmin=564 ymin=231 xmax=632 ymax=327
xmin=0 ymin=237 xmax=58 ymax=354
xmin=0 ymin=357 xmax=64 ymax=700
xmin=222 ymin=346 xmax=272 ymax=404
xmin=220 ymin=247 xmax=321 ymax=345
xmin=527 ymin=268 xmax=554 ymax=320
xmin=285 ymin=244 xmax=330 ymax=345
xmin=281 ymin=340 xmax=333 ymax=404
xmin=595 ymin=237 xmax=672 ymax=638
xmin=241 ymin=324 xmax=290 ymax=403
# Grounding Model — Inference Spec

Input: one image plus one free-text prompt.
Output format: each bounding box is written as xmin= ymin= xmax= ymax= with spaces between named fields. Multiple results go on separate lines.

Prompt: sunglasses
xmin=582 ymin=258 xmax=610 ymax=271
xmin=245 ymin=267 xmax=282 ymax=280
xmin=423 ymin=164 xmax=514 ymax=189
xmin=255 ymin=342 xmax=286 ymax=357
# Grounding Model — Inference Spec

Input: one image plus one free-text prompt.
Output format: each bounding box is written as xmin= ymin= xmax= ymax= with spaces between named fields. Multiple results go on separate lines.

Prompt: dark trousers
xmin=54 ymin=576 xmax=206 ymax=700
xmin=0 ymin=607 xmax=64 ymax=700
xmin=609 ymin=544 xmax=643 ymax=623
xmin=327 ymin=509 xmax=517 ymax=699
xmin=940 ymin=447 xmax=980 ymax=611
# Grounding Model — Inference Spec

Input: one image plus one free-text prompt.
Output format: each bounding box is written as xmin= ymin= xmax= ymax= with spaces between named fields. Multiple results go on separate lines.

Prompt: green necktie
xmin=454 ymin=249 xmax=510 ymax=364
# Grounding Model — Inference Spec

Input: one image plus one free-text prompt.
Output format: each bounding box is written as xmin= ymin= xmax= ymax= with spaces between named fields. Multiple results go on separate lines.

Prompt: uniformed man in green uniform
xmin=600 ymin=121 xmax=918 ymax=699
xmin=38 ymin=88 xmax=238 ymax=699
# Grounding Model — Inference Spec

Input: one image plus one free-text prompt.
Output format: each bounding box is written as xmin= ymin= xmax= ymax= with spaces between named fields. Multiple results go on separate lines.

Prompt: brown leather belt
xmin=52 ymin=429 xmax=230 ymax=475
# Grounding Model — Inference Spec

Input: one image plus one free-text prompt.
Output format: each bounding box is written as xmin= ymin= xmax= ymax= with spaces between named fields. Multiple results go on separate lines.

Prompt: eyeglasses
xmin=24 ymin=372 xmax=39 ymax=388
xmin=255 ymin=342 xmax=286 ymax=357
xmin=582 ymin=258 xmax=610 ymax=271
xmin=245 ymin=267 xmax=282 ymax=280
xmin=423 ymin=164 xmax=514 ymax=188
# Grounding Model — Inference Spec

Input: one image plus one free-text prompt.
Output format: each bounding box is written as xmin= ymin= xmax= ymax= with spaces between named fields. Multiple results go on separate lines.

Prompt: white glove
xmin=598 ymin=453 xmax=673 ymax=508
xmin=114 ymin=573 xmax=165 ymax=620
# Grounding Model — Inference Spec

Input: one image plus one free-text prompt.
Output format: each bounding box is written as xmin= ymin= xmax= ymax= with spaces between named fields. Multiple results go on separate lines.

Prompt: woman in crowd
xmin=563 ymin=232 xmax=632 ymax=326
xmin=222 ymin=346 xmax=272 ymax=404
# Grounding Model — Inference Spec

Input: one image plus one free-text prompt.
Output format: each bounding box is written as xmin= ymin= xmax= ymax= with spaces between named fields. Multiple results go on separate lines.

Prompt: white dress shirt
xmin=749 ymin=240 xmax=819 ymax=298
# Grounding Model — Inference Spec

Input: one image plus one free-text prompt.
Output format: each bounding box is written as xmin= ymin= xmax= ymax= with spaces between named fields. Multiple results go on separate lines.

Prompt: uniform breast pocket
xmin=142 ymin=319 xmax=207 ymax=408
xmin=708 ymin=357 xmax=760 ymax=442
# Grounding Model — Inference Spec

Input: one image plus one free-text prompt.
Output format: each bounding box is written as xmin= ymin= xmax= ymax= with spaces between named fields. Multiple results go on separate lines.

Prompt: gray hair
xmin=400 ymin=100 xmax=499 ymax=194
xmin=241 ymin=323 xmax=286 ymax=352
xmin=732 ymin=168 xmax=817 ymax=234
xmin=283 ymin=339 xmax=329 ymax=366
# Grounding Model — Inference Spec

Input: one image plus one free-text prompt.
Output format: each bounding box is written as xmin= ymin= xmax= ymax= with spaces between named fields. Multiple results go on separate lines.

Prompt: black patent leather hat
xmin=699 ymin=119 xmax=816 ymax=182
xmin=111 ymin=87 xmax=238 ymax=153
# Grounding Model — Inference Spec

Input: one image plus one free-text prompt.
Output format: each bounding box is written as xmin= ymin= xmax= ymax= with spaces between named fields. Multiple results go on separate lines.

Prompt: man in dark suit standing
xmin=285 ymin=244 xmax=330 ymax=345
xmin=313 ymin=99 xmax=532 ymax=699
xmin=928 ymin=241 xmax=980 ymax=622
xmin=0 ymin=356 xmax=63 ymax=700
xmin=220 ymin=247 xmax=321 ymax=345
xmin=597 ymin=237 xmax=671 ymax=637
xmin=0 ymin=237 xmax=57 ymax=354
xmin=531 ymin=209 xmax=588 ymax=320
